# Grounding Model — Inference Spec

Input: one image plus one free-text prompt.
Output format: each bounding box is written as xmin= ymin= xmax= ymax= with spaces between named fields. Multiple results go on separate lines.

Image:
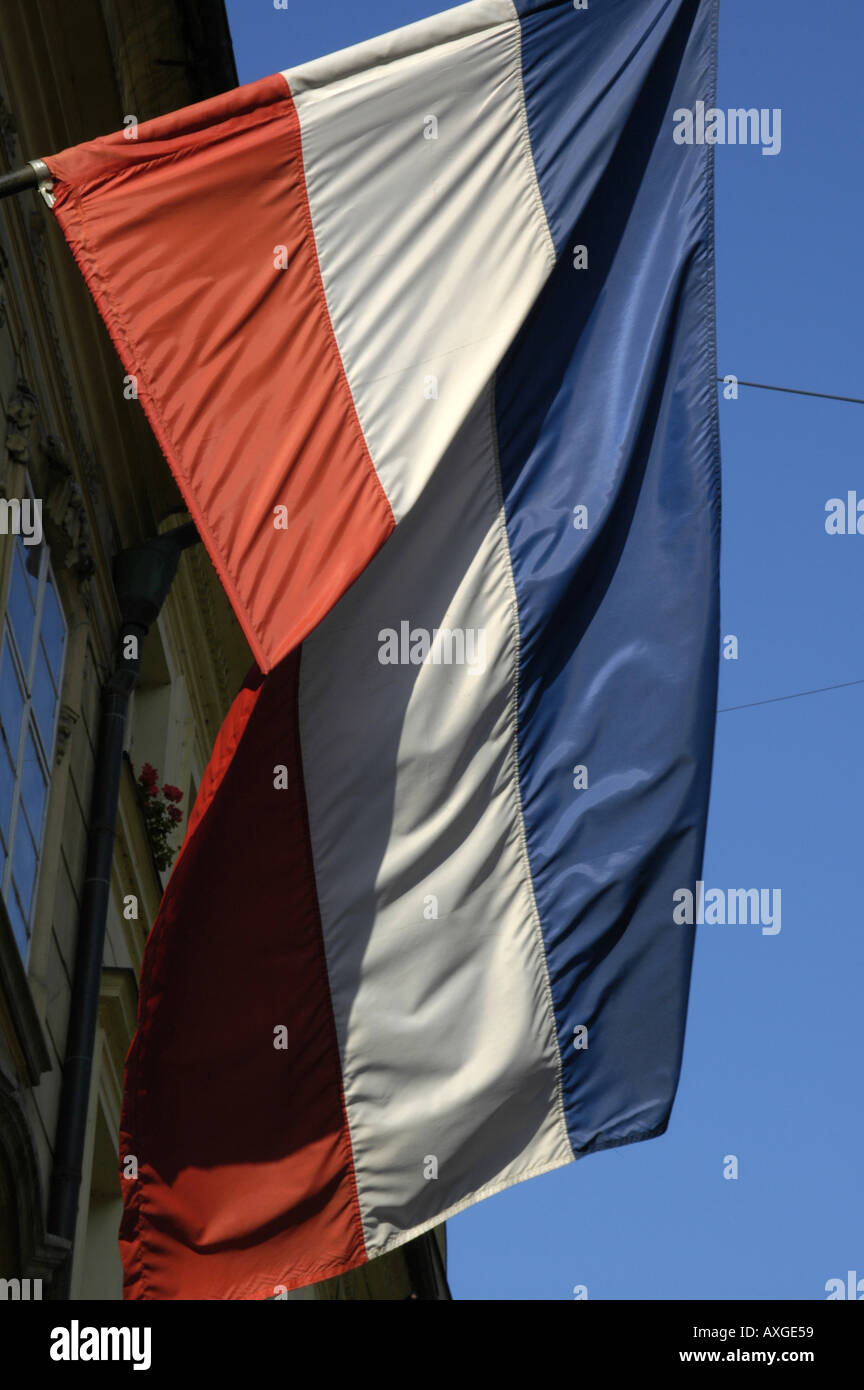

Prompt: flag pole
xmin=0 ymin=160 xmax=53 ymax=204
xmin=0 ymin=165 xmax=37 ymax=197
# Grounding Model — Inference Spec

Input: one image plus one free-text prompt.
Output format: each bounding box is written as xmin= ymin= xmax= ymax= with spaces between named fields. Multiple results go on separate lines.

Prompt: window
xmin=0 ymin=528 xmax=67 ymax=962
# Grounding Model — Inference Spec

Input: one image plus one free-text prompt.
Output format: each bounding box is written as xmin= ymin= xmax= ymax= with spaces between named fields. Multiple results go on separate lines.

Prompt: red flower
xmin=134 ymin=761 xmax=184 ymax=871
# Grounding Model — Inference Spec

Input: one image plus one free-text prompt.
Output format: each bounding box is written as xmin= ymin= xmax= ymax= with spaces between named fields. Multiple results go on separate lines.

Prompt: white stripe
xmin=283 ymin=0 xmax=554 ymax=520
xmin=299 ymin=387 xmax=572 ymax=1256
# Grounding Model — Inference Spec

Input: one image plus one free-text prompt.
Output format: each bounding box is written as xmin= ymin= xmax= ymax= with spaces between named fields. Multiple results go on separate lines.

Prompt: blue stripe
xmin=501 ymin=0 xmax=720 ymax=1153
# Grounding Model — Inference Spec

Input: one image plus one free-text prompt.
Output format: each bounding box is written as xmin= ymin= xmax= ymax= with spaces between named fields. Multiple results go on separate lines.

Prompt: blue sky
xmin=225 ymin=0 xmax=863 ymax=1300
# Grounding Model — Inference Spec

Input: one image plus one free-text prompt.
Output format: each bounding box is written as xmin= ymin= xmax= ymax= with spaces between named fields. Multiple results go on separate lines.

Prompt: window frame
xmin=0 ymin=507 xmax=68 ymax=965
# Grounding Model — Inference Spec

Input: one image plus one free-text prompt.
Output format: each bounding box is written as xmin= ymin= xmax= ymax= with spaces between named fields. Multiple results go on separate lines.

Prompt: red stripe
xmin=120 ymin=652 xmax=367 ymax=1299
xmin=47 ymin=75 xmax=394 ymax=673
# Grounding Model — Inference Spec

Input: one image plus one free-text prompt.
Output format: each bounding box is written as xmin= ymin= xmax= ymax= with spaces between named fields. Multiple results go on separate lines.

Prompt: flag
xmin=45 ymin=0 xmax=720 ymax=1299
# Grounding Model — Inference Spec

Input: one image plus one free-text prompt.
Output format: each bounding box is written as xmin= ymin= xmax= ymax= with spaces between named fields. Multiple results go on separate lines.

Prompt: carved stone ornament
xmin=41 ymin=435 xmax=95 ymax=582
xmin=3 ymin=385 xmax=39 ymax=488
xmin=0 ymin=93 xmax=17 ymax=166
xmin=0 ymin=245 xmax=7 ymax=330
xmin=54 ymin=703 xmax=79 ymax=765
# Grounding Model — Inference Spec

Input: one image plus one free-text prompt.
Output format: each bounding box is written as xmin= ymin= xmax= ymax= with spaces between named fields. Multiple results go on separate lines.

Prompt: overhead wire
xmin=714 ymin=377 xmax=862 ymax=712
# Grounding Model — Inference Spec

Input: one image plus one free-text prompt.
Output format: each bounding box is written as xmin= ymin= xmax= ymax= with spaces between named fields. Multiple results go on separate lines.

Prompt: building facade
xmin=0 ymin=0 xmax=444 ymax=1301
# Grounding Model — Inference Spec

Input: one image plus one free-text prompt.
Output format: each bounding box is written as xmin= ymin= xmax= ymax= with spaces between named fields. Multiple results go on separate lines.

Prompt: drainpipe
xmin=47 ymin=522 xmax=199 ymax=1298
